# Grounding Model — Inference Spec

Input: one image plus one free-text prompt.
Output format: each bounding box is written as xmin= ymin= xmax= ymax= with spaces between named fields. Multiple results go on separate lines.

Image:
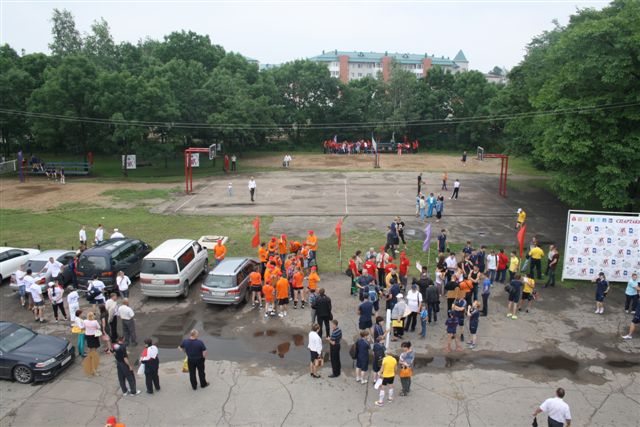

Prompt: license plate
xmin=213 ymin=291 xmax=225 ymax=296
xmin=61 ymin=355 xmax=72 ymax=366
xmin=152 ymin=279 xmax=164 ymax=285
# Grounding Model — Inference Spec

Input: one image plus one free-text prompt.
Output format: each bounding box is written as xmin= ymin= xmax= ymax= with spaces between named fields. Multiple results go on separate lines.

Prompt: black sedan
xmin=0 ymin=322 xmax=75 ymax=384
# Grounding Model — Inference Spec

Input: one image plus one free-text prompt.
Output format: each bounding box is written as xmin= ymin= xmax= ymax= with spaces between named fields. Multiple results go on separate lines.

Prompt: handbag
xmin=399 ymin=367 xmax=413 ymax=378
xmin=71 ymin=325 xmax=82 ymax=334
xmin=137 ymin=363 xmax=145 ymax=376
xmin=391 ymin=319 xmax=403 ymax=328
xmin=94 ymin=330 xmax=102 ymax=337
xmin=182 ymin=357 xmax=189 ymax=373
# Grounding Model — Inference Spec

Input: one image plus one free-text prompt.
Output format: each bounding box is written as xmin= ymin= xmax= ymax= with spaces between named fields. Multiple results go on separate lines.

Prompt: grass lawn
xmin=0 ymin=207 xmax=582 ymax=288
xmin=100 ymin=187 xmax=181 ymax=202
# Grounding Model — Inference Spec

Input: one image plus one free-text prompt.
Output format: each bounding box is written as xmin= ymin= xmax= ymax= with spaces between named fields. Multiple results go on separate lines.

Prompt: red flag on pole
xmin=335 ymin=218 xmax=343 ymax=250
xmin=251 ymin=217 xmax=260 ymax=248
xmin=517 ymin=224 xmax=527 ymax=258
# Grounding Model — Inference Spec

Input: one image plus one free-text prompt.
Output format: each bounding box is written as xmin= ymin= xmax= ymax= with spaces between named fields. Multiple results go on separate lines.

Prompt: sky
xmin=1 ymin=0 xmax=609 ymax=73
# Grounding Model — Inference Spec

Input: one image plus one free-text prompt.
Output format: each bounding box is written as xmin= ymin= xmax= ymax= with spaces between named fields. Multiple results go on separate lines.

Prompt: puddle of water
xmin=532 ymin=355 xmax=579 ymax=374
xmin=606 ymin=360 xmax=639 ymax=369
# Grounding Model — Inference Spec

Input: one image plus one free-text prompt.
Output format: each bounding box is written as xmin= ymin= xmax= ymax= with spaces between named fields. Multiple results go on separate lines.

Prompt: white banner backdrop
xmin=190 ymin=153 xmax=200 ymax=167
xmin=562 ymin=210 xmax=640 ymax=283
xmin=121 ymin=155 xmax=136 ymax=169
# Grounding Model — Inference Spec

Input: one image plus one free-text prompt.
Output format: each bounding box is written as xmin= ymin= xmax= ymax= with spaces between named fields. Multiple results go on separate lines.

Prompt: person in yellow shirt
xmin=518 ymin=274 xmax=535 ymax=313
xmin=528 ymin=244 xmax=544 ymax=280
xmin=213 ymin=239 xmax=227 ymax=267
xmin=375 ymin=351 xmax=397 ymax=407
xmin=516 ymin=208 xmax=526 ymax=229
xmin=509 ymin=251 xmax=520 ymax=282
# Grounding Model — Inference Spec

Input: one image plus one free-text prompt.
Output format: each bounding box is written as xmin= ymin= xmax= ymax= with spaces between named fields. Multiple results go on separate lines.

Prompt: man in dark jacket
xmin=426 ymin=284 xmax=440 ymax=323
xmin=313 ymin=288 xmax=333 ymax=338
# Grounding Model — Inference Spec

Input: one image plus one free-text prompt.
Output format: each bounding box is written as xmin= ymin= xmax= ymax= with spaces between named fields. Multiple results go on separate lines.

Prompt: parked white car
xmin=0 ymin=247 xmax=41 ymax=282
xmin=140 ymin=239 xmax=209 ymax=298
xmin=197 ymin=236 xmax=229 ymax=251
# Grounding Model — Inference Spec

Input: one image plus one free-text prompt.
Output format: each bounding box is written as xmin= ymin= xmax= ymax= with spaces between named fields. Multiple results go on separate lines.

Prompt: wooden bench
xmin=28 ymin=161 xmax=92 ymax=176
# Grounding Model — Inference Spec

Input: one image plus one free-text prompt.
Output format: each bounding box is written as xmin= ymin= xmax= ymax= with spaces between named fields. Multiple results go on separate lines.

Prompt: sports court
xmin=159 ymin=170 xmax=568 ymax=245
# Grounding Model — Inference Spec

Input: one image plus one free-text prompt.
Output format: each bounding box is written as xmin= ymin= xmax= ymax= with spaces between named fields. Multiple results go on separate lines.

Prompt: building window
xmin=358 ymin=73 xmax=362 ymax=77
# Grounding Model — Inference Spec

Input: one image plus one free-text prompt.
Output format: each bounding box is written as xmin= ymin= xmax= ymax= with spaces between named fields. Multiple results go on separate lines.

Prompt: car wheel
xmin=181 ymin=281 xmax=190 ymax=298
xmin=13 ymin=365 xmax=33 ymax=384
xmin=203 ymin=261 xmax=210 ymax=275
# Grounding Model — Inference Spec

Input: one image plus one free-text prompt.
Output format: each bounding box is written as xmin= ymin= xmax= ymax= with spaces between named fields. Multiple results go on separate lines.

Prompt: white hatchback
xmin=0 ymin=247 xmax=41 ymax=283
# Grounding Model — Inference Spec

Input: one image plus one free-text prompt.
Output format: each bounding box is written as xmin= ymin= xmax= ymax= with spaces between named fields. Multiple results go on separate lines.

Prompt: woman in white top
xmin=404 ymin=284 xmax=423 ymax=333
xmin=486 ymin=250 xmax=498 ymax=283
xmin=116 ymin=271 xmax=131 ymax=298
xmin=307 ymin=324 xmax=323 ymax=378
xmin=83 ymin=312 xmax=102 ymax=376
xmin=435 ymin=268 xmax=446 ymax=296
xmin=47 ymin=282 xmax=67 ymax=322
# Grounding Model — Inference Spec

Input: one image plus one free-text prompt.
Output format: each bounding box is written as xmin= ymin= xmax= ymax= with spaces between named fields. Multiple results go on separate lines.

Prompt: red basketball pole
xmin=184 ymin=148 xmax=211 ymax=194
xmin=483 ymin=153 xmax=509 ymax=198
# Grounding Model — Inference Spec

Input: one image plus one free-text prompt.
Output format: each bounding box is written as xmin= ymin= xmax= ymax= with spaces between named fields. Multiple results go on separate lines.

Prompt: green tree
xmin=153 ymin=31 xmax=225 ymax=71
xmin=84 ymin=18 xmax=117 ymax=69
xmin=49 ymin=9 xmax=82 ymax=56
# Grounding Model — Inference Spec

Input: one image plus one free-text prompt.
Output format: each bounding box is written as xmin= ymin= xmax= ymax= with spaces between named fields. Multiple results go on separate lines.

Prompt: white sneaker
xmin=622 ymin=335 xmax=632 ymax=340
xmin=278 ymin=313 xmax=284 ymax=318
xmin=355 ymin=377 xmax=361 ymax=383
xmin=594 ymin=309 xmax=599 ymax=314
xmin=361 ymin=379 xmax=368 ymax=384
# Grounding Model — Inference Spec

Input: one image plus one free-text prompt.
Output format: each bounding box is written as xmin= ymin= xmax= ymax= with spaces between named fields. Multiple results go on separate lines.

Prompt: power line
xmin=0 ymin=101 xmax=638 ymax=131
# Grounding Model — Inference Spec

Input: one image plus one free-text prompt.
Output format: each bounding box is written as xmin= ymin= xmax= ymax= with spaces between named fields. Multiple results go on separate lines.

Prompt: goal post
xmin=0 ymin=160 xmax=17 ymax=174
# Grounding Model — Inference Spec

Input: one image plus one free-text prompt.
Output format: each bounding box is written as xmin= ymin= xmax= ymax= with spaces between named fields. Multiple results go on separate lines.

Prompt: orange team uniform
xmin=276 ymin=277 xmax=289 ymax=300
xmin=264 ymin=268 xmax=274 ymax=285
xmin=292 ymin=271 xmax=304 ymax=289
xmin=284 ymin=258 xmax=292 ymax=272
xmin=272 ymin=256 xmax=282 ymax=269
xmin=258 ymin=247 xmax=268 ymax=263
xmin=289 ymin=241 xmax=301 ymax=253
xmin=214 ymin=244 xmax=227 ymax=261
xmin=263 ymin=284 xmax=275 ymax=303
xmin=459 ymin=279 xmax=473 ymax=296
xmin=267 ymin=240 xmax=277 ymax=254
xmin=249 ymin=271 xmax=262 ymax=287
xmin=278 ymin=238 xmax=287 ymax=255
xmin=308 ymin=271 xmax=320 ymax=290
xmin=305 ymin=235 xmax=318 ymax=251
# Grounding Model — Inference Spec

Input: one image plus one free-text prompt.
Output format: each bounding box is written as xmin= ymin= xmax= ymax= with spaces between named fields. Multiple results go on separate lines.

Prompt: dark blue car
xmin=0 ymin=322 xmax=75 ymax=384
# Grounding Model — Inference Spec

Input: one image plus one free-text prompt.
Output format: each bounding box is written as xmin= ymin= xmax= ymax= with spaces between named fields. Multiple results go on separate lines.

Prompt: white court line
xmin=174 ymin=194 xmax=195 ymax=212
xmin=344 ymin=178 xmax=349 ymax=214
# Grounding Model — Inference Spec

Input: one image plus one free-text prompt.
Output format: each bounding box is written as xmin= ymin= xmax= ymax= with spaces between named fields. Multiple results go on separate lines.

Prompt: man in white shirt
xmin=230 ymin=154 xmax=237 ymax=172
xmin=79 ymin=226 xmax=87 ymax=246
xmin=26 ymin=269 xmax=46 ymax=322
xmin=15 ymin=265 xmax=27 ymax=307
xmin=533 ymin=387 xmax=572 ymax=427
xmin=116 ymin=271 xmax=131 ymax=298
xmin=67 ymin=287 xmax=80 ymax=322
xmin=105 ymin=293 xmax=119 ymax=341
xmin=111 ymin=228 xmax=124 ymax=239
xmin=88 ymin=276 xmax=107 ymax=304
xmin=118 ymin=299 xmax=138 ymax=346
xmin=445 ymin=253 xmax=458 ymax=281
xmin=248 ymin=177 xmax=256 ymax=202
xmin=41 ymin=257 xmax=64 ymax=282
xmin=451 ymin=179 xmax=461 ymax=200
xmin=95 ymin=224 xmax=104 ymax=244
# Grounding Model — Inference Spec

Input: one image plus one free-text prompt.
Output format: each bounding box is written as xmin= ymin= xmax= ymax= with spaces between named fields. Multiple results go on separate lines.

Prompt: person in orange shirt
xmin=271 ymin=255 xmax=282 ymax=270
xmin=458 ymin=279 xmax=474 ymax=306
xmin=289 ymin=240 xmax=301 ymax=254
xmin=249 ymin=267 xmax=263 ymax=308
xmin=441 ymin=172 xmax=448 ymax=191
xmin=213 ymin=239 xmax=227 ymax=267
xmin=258 ymin=242 xmax=268 ymax=275
xmin=267 ymin=237 xmax=277 ymax=257
xmin=264 ymin=263 xmax=274 ymax=287
xmin=278 ymin=234 xmax=288 ymax=264
xmin=305 ymin=230 xmax=318 ymax=266
xmin=307 ymin=266 xmax=320 ymax=291
xmin=275 ymin=273 xmax=290 ymax=318
xmin=262 ymin=281 xmax=276 ymax=317
xmin=292 ymin=267 xmax=305 ymax=309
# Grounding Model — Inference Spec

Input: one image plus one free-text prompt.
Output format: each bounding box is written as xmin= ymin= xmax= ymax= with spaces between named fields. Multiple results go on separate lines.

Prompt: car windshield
xmin=204 ymin=274 xmax=234 ymax=289
xmin=141 ymin=259 xmax=178 ymax=275
xmin=26 ymin=260 xmax=47 ymax=272
xmin=78 ymin=255 xmax=108 ymax=271
xmin=0 ymin=325 xmax=36 ymax=352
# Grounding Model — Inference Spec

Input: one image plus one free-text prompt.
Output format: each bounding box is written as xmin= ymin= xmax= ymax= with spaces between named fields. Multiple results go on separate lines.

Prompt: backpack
xmin=86 ymin=285 xmax=101 ymax=301
xmin=368 ymin=285 xmax=378 ymax=303
xmin=349 ymin=343 xmax=357 ymax=360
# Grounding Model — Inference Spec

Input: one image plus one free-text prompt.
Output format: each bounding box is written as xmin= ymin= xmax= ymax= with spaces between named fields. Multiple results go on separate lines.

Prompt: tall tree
xmin=49 ymin=9 xmax=82 ymax=56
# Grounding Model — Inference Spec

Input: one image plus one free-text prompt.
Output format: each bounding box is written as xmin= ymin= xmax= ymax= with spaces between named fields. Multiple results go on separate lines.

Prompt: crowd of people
xmin=322 ymin=138 xmax=420 ymax=155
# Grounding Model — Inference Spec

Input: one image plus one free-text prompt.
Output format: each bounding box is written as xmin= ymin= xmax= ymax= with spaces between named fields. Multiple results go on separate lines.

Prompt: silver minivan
xmin=140 ymin=239 xmax=208 ymax=297
xmin=200 ymin=257 xmax=258 ymax=305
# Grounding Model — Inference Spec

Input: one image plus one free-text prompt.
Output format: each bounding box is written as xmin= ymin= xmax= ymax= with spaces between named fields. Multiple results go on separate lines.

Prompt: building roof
xmin=453 ymin=50 xmax=468 ymax=62
xmin=310 ymin=50 xmax=460 ymax=67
